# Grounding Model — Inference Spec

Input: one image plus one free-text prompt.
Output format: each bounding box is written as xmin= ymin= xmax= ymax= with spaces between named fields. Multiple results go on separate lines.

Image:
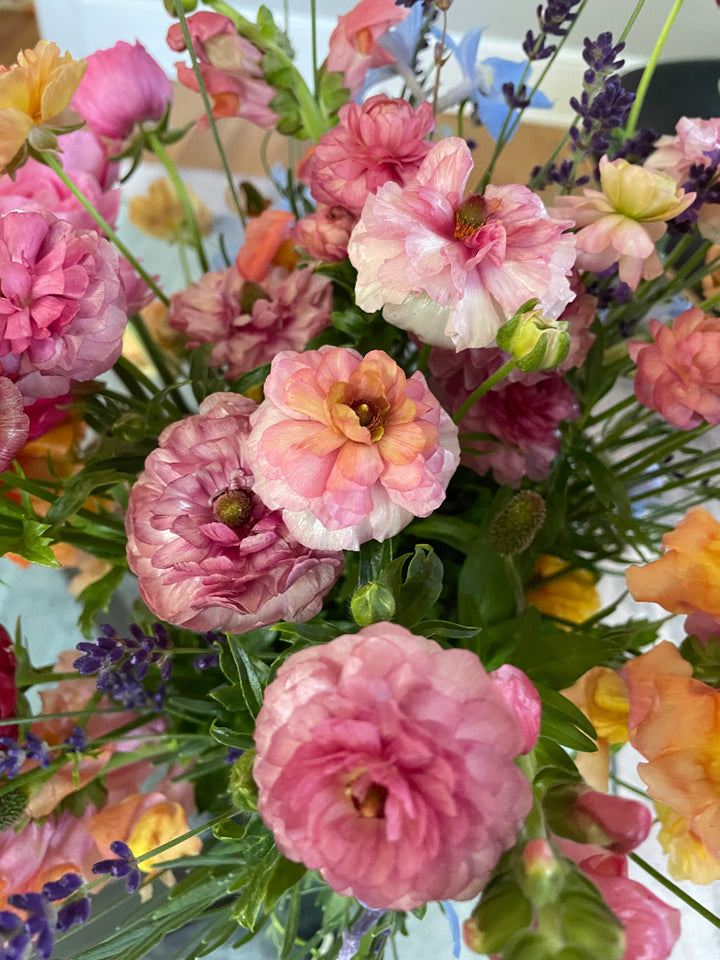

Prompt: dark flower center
xmin=212 ymin=489 xmax=254 ymax=529
xmin=239 ymin=280 xmax=271 ymax=315
xmin=454 ymin=193 xmax=488 ymax=240
xmin=352 ymin=782 xmax=388 ymax=819
xmin=351 ymin=399 xmax=388 ymax=441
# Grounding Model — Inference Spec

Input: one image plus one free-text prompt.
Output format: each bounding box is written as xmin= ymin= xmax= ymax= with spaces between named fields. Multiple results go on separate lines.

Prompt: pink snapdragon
xmin=167 ymin=265 xmax=332 ymax=379
xmin=0 ymin=210 xmax=127 ymax=401
xmin=71 ymin=41 xmax=172 ymax=141
xmin=300 ymin=95 xmax=434 ymax=216
xmin=167 ymin=12 xmax=277 ymax=129
xmin=348 ymin=137 xmax=576 ymax=351
xmin=125 ymin=392 xmax=344 ymax=633
xmin=254 ymin=623 xmax=537 ymax=910
xmin=629 ymin=307 xmax=720 ymax=429
xmin=247 ymin=346 xmax=460 ymax=551
xmin=325 ymin=0 xmax=410 ymax=96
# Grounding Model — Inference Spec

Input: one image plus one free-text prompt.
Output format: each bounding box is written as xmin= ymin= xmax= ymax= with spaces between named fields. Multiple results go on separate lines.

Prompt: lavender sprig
xmin=2 ymin=873 xmax=90 ymax=960
xmin=92 ymin=841 xmax=142 ymax=894
xmin=569 ymin=34 xmax=635 ymax=156
xmin=0 ymin=733 xmax=50 ymax=781
xmin=523 ymin=0 xmax=581 ymax=61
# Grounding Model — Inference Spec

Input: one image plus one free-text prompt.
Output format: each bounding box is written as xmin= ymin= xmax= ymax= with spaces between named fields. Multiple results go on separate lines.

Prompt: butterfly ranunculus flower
xmin=629 ymin=307 xmax=720 ymax=429
xmin=551 ymin=155 xmax=695 ymax=290
xmin=167 ymin=265 xmax=332 ymax=379
xmin=247 ymin=346 xmax=460 ymax=551
xmin=325 ymin=0 xmax=410 ymax=96
xmin=645 ymin=116 xmax=720 ymax=184
xmin=0 ymin=210 xmax=128 ymax=401
xmin=299 ymin=95 xmax=435 ymax=216
xmin=348 ymin=137 xmax=576 ymax=351
xmin=125 ymin=392 xmax=344 ymax=633
xmin=71 ymin=41 xmax=172 ymax=141
xmin=253 ymin=623 xmax=538 ymax=910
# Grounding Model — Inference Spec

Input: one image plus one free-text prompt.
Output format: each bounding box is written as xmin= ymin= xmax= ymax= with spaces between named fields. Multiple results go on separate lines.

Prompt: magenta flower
xmin=125 ymin=392 xmax=344 ymax=633
xmin=0 ymin=377 xmax=28 ymax=473
xmin=254 ymin=623 xmax=536 ymax=910
xmin=168 ymin=265 xmax=332 ymax=380
xmin=300 ymin=95 xmax=434 ymax=216
xmin=247 ymin=346 xmax=460 ymax=551
xmin=629 ymin=307 xmax=720 ymax=429
xmin=71 ymin=41 xmax=172 ymax=141
xmin=291 ymin=204 xmax=355 ymax=262
xmin=348 ymin=137 xmax=576 ymax=351
xmin=167 ymin=12 xmax=277 ymax=130
xmin=0 ymin=210 xmax=127 ymax=400
xmin=325 ymin=0 xmax=410 ymax=96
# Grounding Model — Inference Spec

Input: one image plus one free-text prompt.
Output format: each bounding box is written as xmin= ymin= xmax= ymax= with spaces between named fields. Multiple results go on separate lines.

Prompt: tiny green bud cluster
xmin=489 ymin=491 xmax=547 ymax=557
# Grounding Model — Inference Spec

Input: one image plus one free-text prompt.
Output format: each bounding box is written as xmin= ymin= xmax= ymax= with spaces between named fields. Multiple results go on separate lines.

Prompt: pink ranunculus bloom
xmin=167 ymin=12 xmax=277 ymax=130
xmin=0 ymin=129 xmax=120 ymax=231
xmin=117 ymin=256 xmax=154 ymax=317
xmin=291 ymin=204 xmax=356 ymax=262
xmin=348 ymin=137 xmax=576 ymax=351
xmin=254 ymin=623 xmax=535 ymax=910
xmin=646 ymin=117 xmax=720 ymax=184
xmin=326 ymin=0 xmax=410 ymax=96
xmin=168 ymin=264 xmax=332 ymax=380
xmin=247 ymin=346 xmax=460 ymax=551
xmin=300 ymin=95 xmax=435 ymax=216
xmin=628 ymin=307 xmax=720 ymax=429
xmin=551 ymin=155 xmax=695 ymax=291
xmin=71 ymin=41 xmax=172 ymax=141
xmin=0 ymin=210 xmax=127 ymax=401
xmin=488 ymin=664 xmax=542 ymax=754
xmin=125 ymin=392 xmax=344 ymax=633
xmin=428 ymin=349 xmax=578 ymax=486
xmin=0 ymin=377 xmax=29 ymax=474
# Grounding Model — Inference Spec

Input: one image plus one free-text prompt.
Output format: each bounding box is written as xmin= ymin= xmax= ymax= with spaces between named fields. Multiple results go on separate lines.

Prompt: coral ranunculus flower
xmin=348 ymin=137 xmax=576 ymax=351
xmin=625 ymin=506 xmax=720 ymax=618
xmin=247 ymin=346 xmax=460 ymax=551
xmin=0 ymin=40 xmax=86 ymax=174
xmin=629 ymin=308 xmax=720 ymax=429
xmin=254 ymin=623 xmax=536 ymax=910
xmin=551 ymin=156 xmax=695 ymax=290
xmin=125 ymin=392 xmax=344 ymax=633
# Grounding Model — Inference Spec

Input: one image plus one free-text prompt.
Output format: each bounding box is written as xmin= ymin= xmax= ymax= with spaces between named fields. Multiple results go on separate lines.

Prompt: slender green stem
xmin=135 ymin=807 xmax=236 ymax=865
xmin=174 ymin=0 xmax=245 ymax=225
xmin=129 ymin=313 xmax=191 ymax=414
xmin=431 ymin=8 xmax=448 ymax=116
xmin=310 ymin=0 xmax=319 ymax=98
xmin=505 ymin=556 xmax=526 ymax=617
xmin=146 ymin=131 xmax=209 ymax=272
xmin=625 ymin=0 xmax=685 ymax=137
xmin=630 ymin=853 xmax=720 ymax=929
xmin=42 ymin=153 xmax=169 ymax=306
xmin=452 ymin=360 xmax=517 ymax=424
xmin=699 ymin=287 xmax=720 ymax=312
xmin=610 ymin=774 xmax=651 ymax=799
xmin=619 ymin=0 xmax=649 ymax=42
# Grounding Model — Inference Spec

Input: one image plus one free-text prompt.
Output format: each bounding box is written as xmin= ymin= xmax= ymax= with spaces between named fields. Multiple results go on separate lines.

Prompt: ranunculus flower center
xmin=454 ymin=193 xmax=490 ymax=240
xmin=212 ymin=488 xmax=254 ymax=529
xmin=351 ymin=781 xmax=388 ymax=819
xmin=238 ymin=279 xmax=270 ymax=314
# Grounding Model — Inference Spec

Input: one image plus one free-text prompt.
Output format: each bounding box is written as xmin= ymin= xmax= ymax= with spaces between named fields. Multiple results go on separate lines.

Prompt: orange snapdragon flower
xmin=625 ymin=641 xmax=720 ymax=883
xmin=562 ymin=665 xmax=629 ymax=791
xmin=235 ymin=208 xmax=297 ymax=282
xmin=626 ymin=506 xmax=720 ymax=618
xmin=0 ymin=40 xmax=86 ymax=173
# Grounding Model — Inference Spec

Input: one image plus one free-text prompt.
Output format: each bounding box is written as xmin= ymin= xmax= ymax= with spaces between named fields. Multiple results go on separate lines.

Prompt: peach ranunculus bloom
xmin=626 ymin=506 xmax=720 ymax=619
xmin=624 ymin=640 xmax=720 ymax=883
xmin=562 ymin=666 xmax=629 ymax=791
xmin=551 ymin=156 xmax=695 ymax=290
xmin=0 ymin=40 xmax=87 ymax=174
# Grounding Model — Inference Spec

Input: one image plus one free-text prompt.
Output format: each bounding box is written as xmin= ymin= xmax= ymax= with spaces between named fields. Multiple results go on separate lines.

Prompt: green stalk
xmin=146 ymin=131 xmax=209 ymax=273
xmin=630 ymin=853 xmax=720 ymax=930
xmin=452 ymin=359 xmax=517 ymax=424
xmin=174 ymin=0 xmax=245 ymax=225
xmin=619 ymin=0 xmax=649 ymax=42
xmin=129 ymin=312 xmax=191 ymax=414
xmin=624 ymin=0 xmax=685 ymax=137
xmin=42 ymin=153 xmax=168 ymax=306
xmin=135 ymin=808 xmax=235 ymax=866
xmin=310 ymin=0 xmax=319 ymax=98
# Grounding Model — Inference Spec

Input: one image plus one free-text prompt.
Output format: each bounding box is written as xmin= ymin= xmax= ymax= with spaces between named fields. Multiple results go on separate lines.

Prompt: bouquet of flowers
xmin=1 ymin=0 xmax=720 ymax=957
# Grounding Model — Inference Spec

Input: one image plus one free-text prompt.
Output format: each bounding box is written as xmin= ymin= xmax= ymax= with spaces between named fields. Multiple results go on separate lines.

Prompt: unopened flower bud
xmin=521 ymin=839 xmax=565 ymax=907
xmin=544 ymin=783 xmax=652 ymax=853
xmin=497 ymin=307 xmax=570 ymax=372
xmin=488 ymin=491 xmax=546 ymax=556
xmin=463 ymin=878 xmax=533 ymax=955
xmin=230 ymin=750 xmax=258 ymax=812
xmin=557 ymin=890 xmax=625 ymax=959
xmin=351 ymin=581 xmax=397 ymax=626
xmin=163 ymin=0 xmax=197 ymax=12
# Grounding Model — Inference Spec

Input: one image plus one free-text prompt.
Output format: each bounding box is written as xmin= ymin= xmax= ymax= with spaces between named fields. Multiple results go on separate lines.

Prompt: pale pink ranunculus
xmin=0 ymin=377 xmax=29 ymax=473
xmin=167 ymin=12 xmax=277 ymax=130
xmin=167 ymin=264 xmax=332 ymax=379
xmin=646 ymin=117 xmax=720 ymax=184
xmin=299 ymin=95 xmax=434 ymax=216
xmin=348 ymin=137 xmax=576 ymax=351
xmin=247 ymin=346 xmax=460 ymax=551
xmin=0 ymin=210 xmax=127 ymax=401
xmin=628 ymin=307 xmax=720 ymax=429
xmin=254 ymin=623 xmax=535 ymax=910
xmin=125 ymin=392 xmax=344 ymax=633
xmin=291 ymin=204 xmax=356 ymax=262
xmin=71 ymin=41 xmax=172 ymax=141
xmin=326 ymin=0 xmax=409 ymax=96
xmin=488 ymin=664 xmax=542 ymax=754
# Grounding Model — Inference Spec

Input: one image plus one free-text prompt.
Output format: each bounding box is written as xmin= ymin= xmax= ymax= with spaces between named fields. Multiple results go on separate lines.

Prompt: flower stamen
xmin=213 ymin=489 xmax=254 ymax=529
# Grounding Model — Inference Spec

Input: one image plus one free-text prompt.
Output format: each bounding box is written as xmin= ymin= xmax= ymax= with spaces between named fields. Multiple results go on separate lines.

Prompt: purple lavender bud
xmin=56 ymin=896 xmax=91 ymax=932
xmin=23 ymin=732 xmax=50 ymax=769
xmin=41 ymin=873 xmax=83 ymax=901
xmin=64 ymin=726 xmax=88 ymax=754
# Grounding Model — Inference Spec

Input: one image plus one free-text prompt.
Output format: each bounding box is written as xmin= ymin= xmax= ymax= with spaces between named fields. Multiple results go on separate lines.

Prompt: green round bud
xmin=0 ymin=789 xmax=27 ymax=831
xmin=497 ymin=308 xmax=570 ymax=372
xmin=230 ymin=750 xmax=258 ymax=812
xmin=350 ymin=581 xmax=396 ymax=626
xmin=489 ymin=491 xmax=546 ymax=556
xmin=163 ymin=0 xmax=197 ymax=13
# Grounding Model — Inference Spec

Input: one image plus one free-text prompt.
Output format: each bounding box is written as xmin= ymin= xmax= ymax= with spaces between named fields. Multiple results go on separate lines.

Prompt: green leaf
xmin=227 ymin=362 xmax=271 ymax=397
xmin=280 ymin=883 xmax=302 ymax=960
xmin=77 ymin=565 xmax=126 ymax=637
xmin=209 ymin=720 xmax=255 ymax=751
xmin=0 ymin=520 xmax=60 ymax=566
xmin=45 ymin=469 xmax=132 ymax=527
xmin=223 ymin=636 xmax=270 ymax=718
xmin=412 ymin=619 xmax=480 ymax=640
xmin=408 ymin=515 xmax=481 ymax=554
xmin=458 ymin=538 xmax=516 ymax=628
xmin=537 ymin=685 xmax=598 ymax=753
xmin=358 ymin=538 xmax=394 ymax=586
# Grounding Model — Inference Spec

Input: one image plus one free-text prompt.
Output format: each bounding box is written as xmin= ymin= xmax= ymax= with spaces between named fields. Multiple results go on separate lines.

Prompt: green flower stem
xmin=431 ymin=8 xmax=449 ymax=116
xmin=129 ymin=312 xmax=192 ymax=414
xmin=174 ymin=0 xmax=245 ymax=225
xmin=629 ymin=853 xmax=720 ymax=930
xmin=624 ymin=0 xmax=685 ymax=137
xmin=42 ymin=152 xmax=169 ymax=306
xmin=505 ymin=556 xmax=526 ymax=617
xmin=146 ymin=131 xmax=209 ymax=273
xmin=452 ymin=360 xmax=518 ymax=425
xmin=1 ymin=706 xmax=134 ymax=723
xmin=584 ymin=394 xmax=637 ymax=427
xmin=310 ymin=0 xmax=319 ymax=98
xmin=699 ymin=287 xmax=720 ymax=312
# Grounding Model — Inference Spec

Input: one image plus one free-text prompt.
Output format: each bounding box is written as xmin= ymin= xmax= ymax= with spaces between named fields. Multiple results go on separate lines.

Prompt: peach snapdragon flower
xmin=551 ymin=156 xmax=695 ymax=290
xmin=563 ymin=666 xmax=629 ymax=791
xmin=525 ymin=555 xmax=601 ymax=624
xmin=0 ymin=41 xmax=86 ymax=173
